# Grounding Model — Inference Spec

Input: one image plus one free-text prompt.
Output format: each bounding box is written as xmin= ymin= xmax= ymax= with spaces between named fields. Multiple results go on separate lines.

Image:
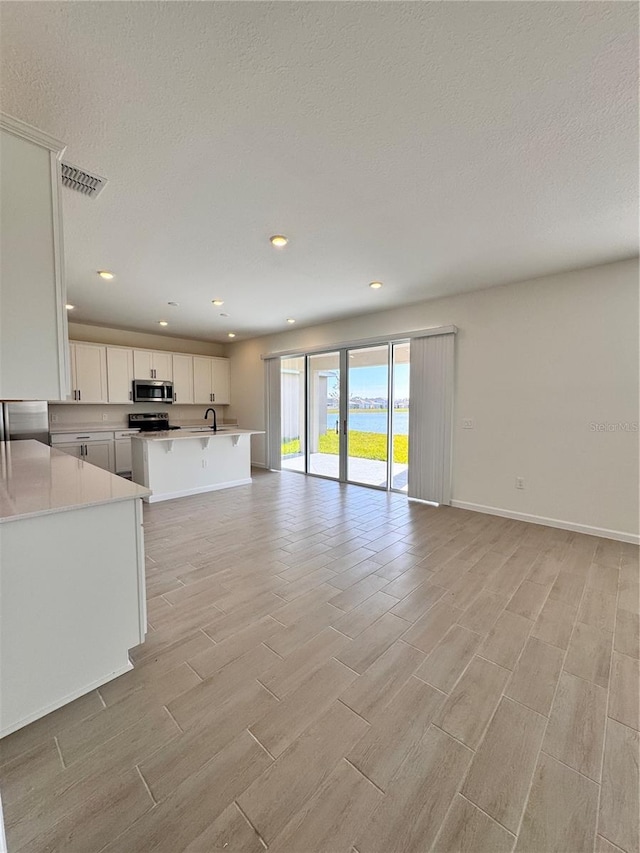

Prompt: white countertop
xmin=132 ymin=428 xmax=263 ymax=442
xmin=49 ymin=424 xmax=132 ymax=434
xmin=0 ymin=440 xmax=151 ymax=523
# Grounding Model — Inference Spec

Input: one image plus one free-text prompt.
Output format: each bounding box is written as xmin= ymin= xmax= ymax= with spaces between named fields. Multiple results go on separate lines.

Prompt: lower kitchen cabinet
xmin=50 ymin=432 xmax=115 ymax=473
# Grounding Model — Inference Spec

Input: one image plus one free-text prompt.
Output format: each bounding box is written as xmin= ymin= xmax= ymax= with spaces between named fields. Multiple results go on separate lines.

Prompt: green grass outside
xmin=281 ymin=431 xmax=408 ymax=464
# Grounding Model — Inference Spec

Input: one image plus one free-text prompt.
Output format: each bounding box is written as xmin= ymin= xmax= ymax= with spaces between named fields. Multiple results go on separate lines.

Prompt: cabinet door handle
xmin=174 ymin=392 xmax=177 ymax=401
xmin=212 ymin=393 xmax=215 ymax=402
xmin=78 ymin=389 xmax=81 ymax=401
xmin=129 ymin=390 xmax=133 ymax=400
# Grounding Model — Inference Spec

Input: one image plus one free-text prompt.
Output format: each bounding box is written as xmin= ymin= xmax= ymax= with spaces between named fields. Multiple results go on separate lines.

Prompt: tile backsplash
xmin=49 ymin=403 xmax=231 ymax=429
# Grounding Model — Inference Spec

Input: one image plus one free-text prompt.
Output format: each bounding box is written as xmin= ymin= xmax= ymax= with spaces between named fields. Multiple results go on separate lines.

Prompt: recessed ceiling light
xmin=286 ymin=318 xmax=296 ymax=324
xmin=369 ymin=281 xmax=383 ymax=289
xmin=159 ymin=320 xmax=168 ymax=326
xmin=167 ymin=301 xmax=179 ymax=307
xmin=220 ymin=312 xmax=229 ymax=318
xmin=97 ymin=270 xmax=114 ymax=280
xmin=65 ymin=304 xmax=75 ymax=310
xmin=212 ymin=299 xmax=224 ymax=306
xmin=270 ymin=235 xmax=288 ymax=248
xmin=228 ymin=332 xmax=236 ymax=338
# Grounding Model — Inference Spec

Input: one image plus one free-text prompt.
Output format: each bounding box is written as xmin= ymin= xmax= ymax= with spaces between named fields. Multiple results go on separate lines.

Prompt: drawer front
xmin=114 ymin=430 xmax=140 ymax=439
xmin=51 ymin=431 xmax=109 ymax=444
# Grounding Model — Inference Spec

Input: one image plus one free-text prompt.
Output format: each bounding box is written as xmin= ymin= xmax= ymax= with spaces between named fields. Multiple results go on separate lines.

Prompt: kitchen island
xmin=0 ymin=440 xmax=150 ymax=736
xmin=131 ymin=428 xmax=264 ymax=503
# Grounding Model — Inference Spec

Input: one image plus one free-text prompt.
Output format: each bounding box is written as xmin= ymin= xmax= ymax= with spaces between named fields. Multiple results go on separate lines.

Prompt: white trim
xmin=0 ymin=112 xmax=66 ymax=154
xmin=0 ymin=661 xmax=132 ymax=738
xmin=450 ymin=500 xmax=639 ymax=544
xmin=0 ymin=794 xmax=6 ymax=853
xmin=261 ymin=325 xmax=457 ymax=360
xmin=145 ymin=478 xmax=252 ymax=503
xmin=251 ymin=461 xmax=267 ymax=469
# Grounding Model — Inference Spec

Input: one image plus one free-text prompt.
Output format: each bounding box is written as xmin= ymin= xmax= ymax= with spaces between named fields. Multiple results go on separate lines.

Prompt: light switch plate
xmin=462 ymin=418 xmax=474 ymax=429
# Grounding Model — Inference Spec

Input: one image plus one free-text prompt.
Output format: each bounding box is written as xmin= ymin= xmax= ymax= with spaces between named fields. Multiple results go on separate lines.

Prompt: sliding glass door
xmin=279 ymin=341 xmax=409 ymax=491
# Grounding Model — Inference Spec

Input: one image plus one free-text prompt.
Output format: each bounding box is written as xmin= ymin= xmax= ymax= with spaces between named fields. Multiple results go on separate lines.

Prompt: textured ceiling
xmin=1 ymin=2 xmax=637 ymax=342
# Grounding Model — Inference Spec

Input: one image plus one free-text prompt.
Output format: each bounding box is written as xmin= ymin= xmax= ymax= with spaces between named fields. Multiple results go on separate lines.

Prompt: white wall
xmin=227 ymin=259 xmax=639 ymax=540
xmin=68 ymin=322 xmax=226 ymax=357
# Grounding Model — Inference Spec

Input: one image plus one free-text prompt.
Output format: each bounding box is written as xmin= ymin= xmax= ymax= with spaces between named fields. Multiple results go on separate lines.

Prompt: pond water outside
xmin=326 ymin=410 xmax=408 ymax=435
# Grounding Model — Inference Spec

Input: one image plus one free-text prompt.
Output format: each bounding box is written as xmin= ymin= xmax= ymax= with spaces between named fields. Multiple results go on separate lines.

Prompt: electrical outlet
xmin=462 ymin=418 xmax=474 ymax=429
xmin=202 ymin=459 xmax=207 ymax=468
xmin=50 ymin=414 xmax=59 ymax=423
xmin=102 ymin=413 xmax=108 ymax=421
xmin=515 ymin=476 xmax=525 ymax=490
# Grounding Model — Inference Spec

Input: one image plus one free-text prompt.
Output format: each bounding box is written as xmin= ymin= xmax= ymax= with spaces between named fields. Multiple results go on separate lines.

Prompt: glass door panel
xmin=280 ymin=356 xmax=306 ymax=472
xmin=347 ymin=345 xmax=389 ymax=488
xmin=391 ymin=341 xmax=410 ymax=492
xmin=307 ymin=351 xmax=341 ymax=479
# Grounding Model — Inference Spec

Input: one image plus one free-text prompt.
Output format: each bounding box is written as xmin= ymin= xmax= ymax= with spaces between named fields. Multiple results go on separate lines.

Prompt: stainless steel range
xmin=128 ymin=412 xmax=180 ymax=432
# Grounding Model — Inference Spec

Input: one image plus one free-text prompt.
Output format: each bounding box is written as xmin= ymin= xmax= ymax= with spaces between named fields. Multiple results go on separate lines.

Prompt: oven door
xmin=132 ymin=380 xmax=174 ymax=403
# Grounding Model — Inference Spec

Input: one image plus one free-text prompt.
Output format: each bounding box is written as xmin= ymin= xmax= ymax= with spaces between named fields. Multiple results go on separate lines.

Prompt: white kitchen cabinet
xmin=106 ymin=347 xmax=134 ymax=403
xmin=114 ymin=429 xmax=140 ymax=474
xmin=193 ymin=356 xmax=230 ymax=405
xmin=133 ymin=350 xmax=173 ymax=382
xmin=0 ymin=114 xmax=69 ymax=401
xmin=70 ymin=343 xmax=108 ymax=403
xmin=172 ymin=354 xmax=194 ymax=404
xmin=51 ymin=431 xmax=114 ymax=472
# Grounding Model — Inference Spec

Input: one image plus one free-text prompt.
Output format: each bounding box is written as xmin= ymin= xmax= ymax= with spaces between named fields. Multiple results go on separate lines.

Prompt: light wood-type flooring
xmin=1 ymin=469 xmax=638 ymax=853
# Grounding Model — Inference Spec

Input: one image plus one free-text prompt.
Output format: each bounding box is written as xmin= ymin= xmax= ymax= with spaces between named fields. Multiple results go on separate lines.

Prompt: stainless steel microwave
xmin=132 ymin=379 xmax=174 ymax=403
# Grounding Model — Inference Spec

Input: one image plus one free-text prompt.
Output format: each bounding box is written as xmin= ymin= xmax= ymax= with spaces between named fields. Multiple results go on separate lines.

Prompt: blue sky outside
xmin=327 ymin=364 xmax=410 ymax=401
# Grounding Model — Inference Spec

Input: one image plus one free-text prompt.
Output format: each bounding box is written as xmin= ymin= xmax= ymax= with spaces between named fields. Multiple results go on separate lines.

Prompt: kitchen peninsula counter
xmin=131 ymin=428 xmax=263 ymax=503
xmin=0 ymin=440 xmax=150 ymax=736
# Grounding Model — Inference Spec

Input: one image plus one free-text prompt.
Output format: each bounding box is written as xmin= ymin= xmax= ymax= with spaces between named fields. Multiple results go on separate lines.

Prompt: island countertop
xmin=131 ymin=428 xmax=264 ymax=442
xmin=0 ymin=440 xmax=151 ymax=523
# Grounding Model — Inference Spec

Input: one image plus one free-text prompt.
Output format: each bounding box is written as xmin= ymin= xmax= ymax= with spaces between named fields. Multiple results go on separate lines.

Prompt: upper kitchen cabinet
xmin=133 ymin=349 xmax=173 ymax=382
xmin=0 ymin=114 xmax=69 ymax=401
xmin=69 ymin=342 xmax=107 ymax=403
xmin=172 ymin=353 xmax=194 ymax=404
xmin=193 ymin=356 xmax=230 ymax=405
xmin=107 ymin=346 xmax=134 ymax=403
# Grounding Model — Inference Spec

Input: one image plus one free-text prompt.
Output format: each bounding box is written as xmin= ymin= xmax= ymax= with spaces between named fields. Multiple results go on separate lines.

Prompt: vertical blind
xmin=265 ymin=357 xmax=281 ymax=471
xmin=408 ymin=331 xmax=456 ymax=504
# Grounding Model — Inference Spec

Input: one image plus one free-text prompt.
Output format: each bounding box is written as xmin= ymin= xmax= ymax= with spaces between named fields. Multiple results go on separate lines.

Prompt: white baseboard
xmin=146 ymin=478 xmax=253 ymax=503
xmin=450 ymin=500 xmax=639 ymax=545
xmin=251 ymin=462 xmax=267 ymax=469
xmin=0 ymin=660 xmax=133 ymax=738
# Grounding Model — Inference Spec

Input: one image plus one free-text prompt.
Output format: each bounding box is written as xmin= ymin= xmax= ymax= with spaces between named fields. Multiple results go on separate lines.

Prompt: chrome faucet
xmin=204 ymin=407 xmax=217 ymax=431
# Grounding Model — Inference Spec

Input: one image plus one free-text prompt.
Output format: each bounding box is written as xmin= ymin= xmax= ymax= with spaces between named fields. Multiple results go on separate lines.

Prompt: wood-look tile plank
xmin=238 ymin=701 xmax=368 ymax=844
xmin=268 ymin=760 xmax=382 ymax=853
xmin=0 ymin=739 xmax=62 ymax=807
xmin=188 ymin=616 xmax=282 ymax=679
xmin=340 ymin=640 xmax=425 ymax=721
xmin=435 ymin=656 xmax=510 ymax=748
xmin=335 ymin=612 xmax=409 ymax=674
xmin=332 ymin=591 xmax=399 ymax=638
xmin=609 ymin=651 xmax=640 ymax=730
xmin=505 ymin=636 xmax=564 ymax=716
xmin=615 ymin=609 xmax=639 ymax=659
xmin=548 ymin=570 xmax=587 ymax=605
xmin=432 ymin=794 xmax=515 ymax=853
xmin=266 ymin=602 xmax=343 ymax=657
xmin=356 ymin=725 xmax=473 ymax=853
xmin=458 ymin=590 xmax=507 ymax=634
xmin=599 ymin=718 xmax=640 ymax=853
xmin=595 ymin=835 xmax=627 ymax=853
xmin=479 ymin=610 xmax=532 ymax=670
xmin=249 ymin=658 xmax=357 ymax=757
xmin=261 ymin=626 xmax=349 ymax=698
xmin=506 ymin=580 xmax=549 ymax=620
xmin=381 ymin=566 xmax=434 ymax=599
xmin=564 ymin=621 xmax=612 ymax=688
xmin=326 ymin=559 xmax=383 ymax=591
xmin=462 ymin=697 xmax=546 ymax=832
xmin=515 ymin=752 xmax=598 ymax=853
xmin=414 ymin=624 xmax=482 ymax=693
xmin=346 ymin=677 xmax=444 ymax=789
xmin=389 ymin=582 xmax=446 ymax=622
xmin=167 ymin=644 xmax=279 ymax=731
xmin=587 ymin=562 xmax=620 ymax=595
xmin=24 ymin=769 xmax=152 ymax=853
xmin=140 ymin=680 xmax=277 ymax=801
xmin=543 ymin=671 xmax=607 ymax=781
xmin=101 ymin=731 xmax=272 ymax=853
xmin=578 ymin=587 xmax=617 ymax=632
xmin=531 ymin=596 xmax=577 ymax=649
xmin=402 ymin=601 xmax=462 ymax=655
xmin=183 ymin=803 xmax=264 ymax=853
xmin=329 ymin=574 xmax=392 ymax=612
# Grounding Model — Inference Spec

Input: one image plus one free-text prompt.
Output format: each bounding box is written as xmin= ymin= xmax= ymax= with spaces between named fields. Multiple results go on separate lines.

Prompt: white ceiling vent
xmin=60 ymin=162 xmax=108 ymax=198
